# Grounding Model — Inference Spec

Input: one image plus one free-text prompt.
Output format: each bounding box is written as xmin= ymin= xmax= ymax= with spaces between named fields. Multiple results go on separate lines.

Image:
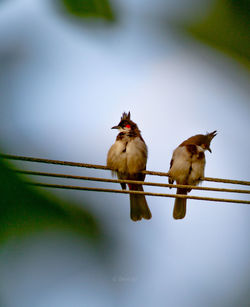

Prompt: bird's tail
xmin=173 ymin=188 xmax=187 ymax=219
xmin=128 ymin=184 xmax=152 ymax=221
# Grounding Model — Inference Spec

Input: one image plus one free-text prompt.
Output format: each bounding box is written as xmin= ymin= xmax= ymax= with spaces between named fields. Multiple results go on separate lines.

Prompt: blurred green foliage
xmin=0 ymin=156 xmax=100 ymax=244
xmin=0 ymin=0 xmax=248 ymax=248
xmin=54 ymin=0 xmax=249 ymax=66
xmin=57 ymin=0 xmax=114 ymax=20
xmin=185 ymin=0 xmax=250 ymax=67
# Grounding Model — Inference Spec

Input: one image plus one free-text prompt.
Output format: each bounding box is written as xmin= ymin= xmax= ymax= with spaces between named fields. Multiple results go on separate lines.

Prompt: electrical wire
xmin=1 ymin=154 xmax=250 ymax=186
xmin=1 ymin=154 xmax=250 ymax=205
xmin=27 ymin=182 xmax=250 ymax=204
xmin=15 ymin=170 xmax=250 ymax=194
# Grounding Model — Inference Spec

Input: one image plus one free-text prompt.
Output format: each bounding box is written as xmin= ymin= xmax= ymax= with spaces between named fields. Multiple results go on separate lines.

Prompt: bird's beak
xmin=208 ymin=147 xmax=212 ymax=153
xmin=111 ymin=125 xmax=119 ymax=129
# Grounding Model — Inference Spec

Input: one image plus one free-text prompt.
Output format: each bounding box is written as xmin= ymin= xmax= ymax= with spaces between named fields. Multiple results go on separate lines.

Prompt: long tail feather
xmin=173 ymin=188 xmax=187 ymax=219
xmin=129 ymin=184 xmax=152 ymax=221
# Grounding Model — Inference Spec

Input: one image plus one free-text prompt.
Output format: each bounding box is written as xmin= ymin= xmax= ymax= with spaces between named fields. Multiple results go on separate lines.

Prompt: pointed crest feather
xmin=207 ymin=130 xmax=217 ymax=141
xmin=121 ymin=111 xmax=131 ymax=121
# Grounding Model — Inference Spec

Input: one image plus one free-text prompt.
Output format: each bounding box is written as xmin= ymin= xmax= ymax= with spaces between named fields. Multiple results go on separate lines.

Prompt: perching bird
xmin=107 ymin=112 xmax=152 ymax=221
xmin=168 ymin=131 xmax=217 ymax=219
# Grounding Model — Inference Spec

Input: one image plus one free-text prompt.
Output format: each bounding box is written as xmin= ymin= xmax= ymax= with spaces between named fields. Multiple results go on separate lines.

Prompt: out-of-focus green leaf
xmin=56 ymin=0 xmax=115 ymax=21
xmin=184 ymin=0 xmax=250 ymax=67
xmin=0 ymin=156 xmax=100 ymax=244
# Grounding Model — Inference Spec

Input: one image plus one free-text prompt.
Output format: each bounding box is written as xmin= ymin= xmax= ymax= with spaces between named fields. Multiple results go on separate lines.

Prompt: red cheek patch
xmin=126 ymin=124 xmax=131 ymax=128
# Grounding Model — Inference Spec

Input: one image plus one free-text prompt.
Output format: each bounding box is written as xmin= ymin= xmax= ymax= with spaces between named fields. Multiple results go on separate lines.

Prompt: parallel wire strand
xmin=1 ymin=154 xmax=250 ymax=205
xmin=16 ymin=170 xmax=250 ymax=195
xmin=1 ymin=154 xmax=250 ymax=186
xmin=28 ymin=182 xmax=250 ymax=205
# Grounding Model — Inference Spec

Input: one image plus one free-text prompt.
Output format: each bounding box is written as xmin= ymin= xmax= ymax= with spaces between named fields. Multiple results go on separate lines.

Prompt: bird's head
xmin=201 ymin=130 xmax=217 ymax=153
xmin=111 ymin=112 xmax=139 ymax=133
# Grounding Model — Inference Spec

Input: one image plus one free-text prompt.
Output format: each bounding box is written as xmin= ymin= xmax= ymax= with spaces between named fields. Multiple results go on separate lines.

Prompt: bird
xmin=107 ymin=112 xmax=152 ymax=221
xmin=168 ymin=131 xmax=217 ymax=219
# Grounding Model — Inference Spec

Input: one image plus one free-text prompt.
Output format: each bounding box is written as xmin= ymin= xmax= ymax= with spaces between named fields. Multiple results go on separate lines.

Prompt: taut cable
xmin=1 ymin=154 xmax=250 ymax=186
xmin=28 ymin=182 xmax=250 ymax=204
xmin=1 ymin=154 xmax=250 ymax=205
xmin=15 ymin=170 xmax=250 ymax=194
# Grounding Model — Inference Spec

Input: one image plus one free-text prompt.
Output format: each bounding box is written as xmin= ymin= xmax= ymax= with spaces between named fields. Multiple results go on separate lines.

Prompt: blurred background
xmin=0 ymin=0 xmax=249 ymax=306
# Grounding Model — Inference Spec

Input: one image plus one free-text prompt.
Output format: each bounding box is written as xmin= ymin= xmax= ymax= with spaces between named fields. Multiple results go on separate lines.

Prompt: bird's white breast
xmin=107 ymin=140 xmax=127 ymax=173
xmin=107 ymin=137 xmax=147 ymax=174
xmin=169 ymin=146 xmax=191 ymax=184
xmin=126 ymin=137 xmax=147 ymax=173
xmin=169 ymin=145 xmax=205 ymax=185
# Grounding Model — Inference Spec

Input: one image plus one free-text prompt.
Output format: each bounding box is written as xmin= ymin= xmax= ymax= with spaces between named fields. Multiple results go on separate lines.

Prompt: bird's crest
xmin=121 ymin=112 xmax=131 ymax=121
xmin=206 ymin=130 xmax=217 ymax=141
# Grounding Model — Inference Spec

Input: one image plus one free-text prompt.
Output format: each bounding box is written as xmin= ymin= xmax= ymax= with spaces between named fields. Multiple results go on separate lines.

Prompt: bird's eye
xmin=125 ymin=124 xmax=131 ymax=128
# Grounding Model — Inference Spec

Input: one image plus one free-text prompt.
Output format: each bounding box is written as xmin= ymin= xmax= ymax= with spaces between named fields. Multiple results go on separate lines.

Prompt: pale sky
xmin=0 ymin=1 xmax=249 ymax=306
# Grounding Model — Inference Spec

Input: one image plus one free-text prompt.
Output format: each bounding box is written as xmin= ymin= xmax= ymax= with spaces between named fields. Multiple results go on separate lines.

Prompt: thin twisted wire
xmin=16 ymin=170 xmax=250 ymax=194
xmin=28 ymin=182 xmax=250 ymax=204
xmin=2 ymin=154 xmax=250 ymax=186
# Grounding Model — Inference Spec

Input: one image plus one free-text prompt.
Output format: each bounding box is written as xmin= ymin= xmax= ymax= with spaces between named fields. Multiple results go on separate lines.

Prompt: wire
xmin=28 ymin=182 xmax=250 ymax=204
xmin=1 ymin=154 xmax=250 ymax=186
xmin=15 ymin=170 xmax=250 ymax=194
xmin=1 ymin=153 xmax=250 ymax=205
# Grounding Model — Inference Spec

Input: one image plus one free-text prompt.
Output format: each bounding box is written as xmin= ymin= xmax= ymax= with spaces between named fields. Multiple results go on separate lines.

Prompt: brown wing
xmin=168 ymin=158 xmax=174 ymax=185
xmin=179 ymin=134 xmax=205 ymax=147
